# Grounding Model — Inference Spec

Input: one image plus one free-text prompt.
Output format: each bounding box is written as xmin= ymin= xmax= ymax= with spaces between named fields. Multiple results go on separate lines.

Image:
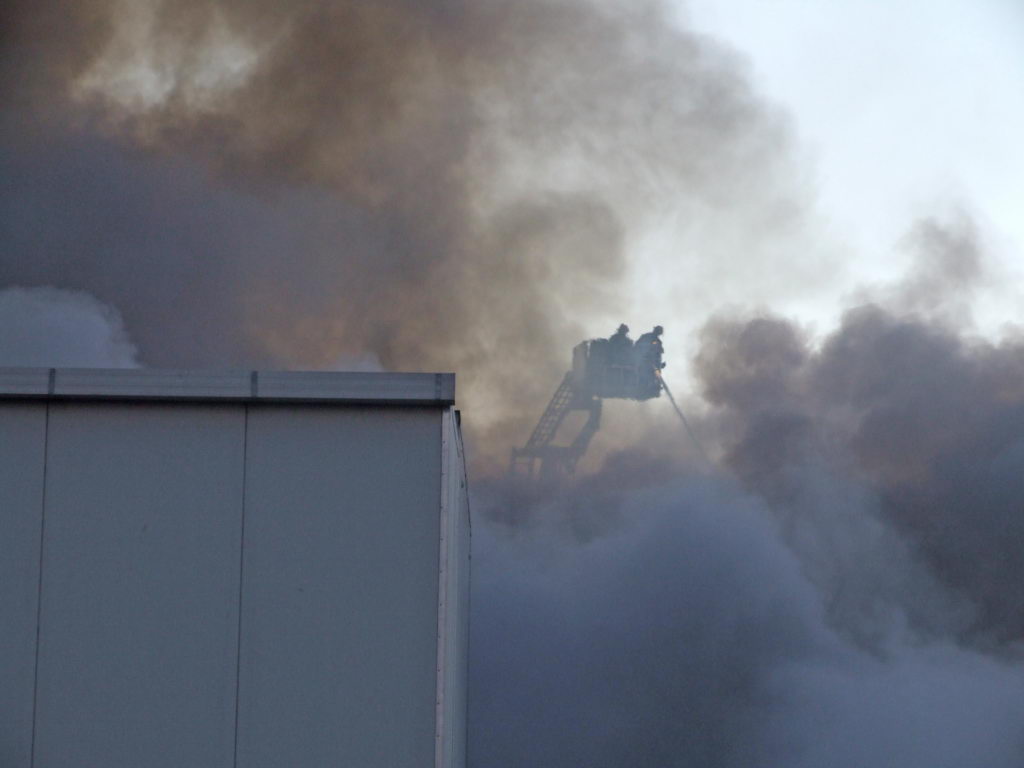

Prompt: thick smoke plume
xmin=694 ymin=222 xmax=1024 ymax=647
xmin=472 ymin=479 xmax=1024 ymax=767
xmin=698 ymin=312 xmax=1024 ymax=646
xmin=1 ymin=0 xmax=807 ymax=465
xmin=5 ymin=1 xmax=1024 ymax=765
xmin=471 ymin=225 xmax=1024 ymax=764
xmin=472 ymin=292 xmax=1024 ymax=766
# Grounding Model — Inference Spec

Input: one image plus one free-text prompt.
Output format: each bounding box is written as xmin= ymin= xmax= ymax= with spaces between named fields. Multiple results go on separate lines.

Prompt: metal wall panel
xmin=0 ymin=380 xmax=470 ymax=767
xmin=436 ymin=408 xmax=471 ymax=768
xmin=33 ymin=403 xmax=245 ymax=768
xmin=236 ymin=406 xmax=441 ymax=768
xmin=453 ymin=415 xmax=471 ymax=768
xmin=0 ymin=404 xmax=47 ymax=768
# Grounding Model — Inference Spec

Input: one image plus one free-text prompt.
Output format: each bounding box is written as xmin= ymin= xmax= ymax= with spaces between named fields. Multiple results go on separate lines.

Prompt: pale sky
xmin=675 ymin=0 xmax=1024 ymax=336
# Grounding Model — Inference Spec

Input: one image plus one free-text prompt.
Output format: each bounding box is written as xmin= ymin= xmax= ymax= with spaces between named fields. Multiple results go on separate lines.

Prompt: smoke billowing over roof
xmin=473 ymin=239 xmax=1024 ymax=764
xmin=1 ymin=0 xmax=815 ymax=468
xmin=3 ymin=0 xmax=1024 ymax=765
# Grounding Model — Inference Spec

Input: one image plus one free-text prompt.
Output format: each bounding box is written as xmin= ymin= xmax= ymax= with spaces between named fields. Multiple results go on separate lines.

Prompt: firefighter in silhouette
xmin=634 ymin=325 xmax=664 ymax=396
xmin=608 ymin=323 xmax=633 ymax=364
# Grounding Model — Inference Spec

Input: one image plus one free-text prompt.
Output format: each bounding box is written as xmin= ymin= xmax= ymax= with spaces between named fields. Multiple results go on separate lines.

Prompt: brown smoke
xmin=1 ymin=0 xmax=804 ymax=468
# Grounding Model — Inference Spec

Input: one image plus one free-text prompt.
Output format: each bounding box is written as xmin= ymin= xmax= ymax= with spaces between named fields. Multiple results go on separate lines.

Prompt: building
xmin=0 ymin=368 xmax=469 ymax=768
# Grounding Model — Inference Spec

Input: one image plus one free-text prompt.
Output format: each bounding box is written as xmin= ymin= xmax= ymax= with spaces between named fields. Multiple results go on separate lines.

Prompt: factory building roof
xmin=0 ymin=368 xmax=455 ymax=406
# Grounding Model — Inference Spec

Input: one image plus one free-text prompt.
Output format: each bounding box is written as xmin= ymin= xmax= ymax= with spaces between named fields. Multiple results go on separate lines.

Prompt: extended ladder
xmin=509 ymin=374 xmax=601 ymax=482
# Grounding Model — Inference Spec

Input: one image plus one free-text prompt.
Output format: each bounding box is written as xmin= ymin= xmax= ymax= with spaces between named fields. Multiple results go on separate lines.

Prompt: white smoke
xmin=0 ymin=286 xmax=138 ymax=367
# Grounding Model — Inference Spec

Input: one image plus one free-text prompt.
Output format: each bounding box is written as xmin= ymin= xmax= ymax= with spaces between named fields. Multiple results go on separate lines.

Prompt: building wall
xmin=437 ymin=409 xmax=471 ymax=768
xmin=0 ymin=389 xmax=466 ymax=768
xmin=35 ymin=403 xmax=245 ymax=768
xmin=0 ymin=403 xmax=46 ymax=768
xmin=236 ymin=405 xmax=441 ymax=768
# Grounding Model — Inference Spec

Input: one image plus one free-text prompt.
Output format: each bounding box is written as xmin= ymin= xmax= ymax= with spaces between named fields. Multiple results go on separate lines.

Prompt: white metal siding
xmin=0 ymin=404 xmax=46 ymax=768
xmin=235 ymin=406 xmax=442 ymax=768
xmin=436 ymin=408 xmax=471 ymax=768
xmin=32 ymin=404 xmax=246 ymax=768
xmin=0 ymin=371 xmax=468 ymax=768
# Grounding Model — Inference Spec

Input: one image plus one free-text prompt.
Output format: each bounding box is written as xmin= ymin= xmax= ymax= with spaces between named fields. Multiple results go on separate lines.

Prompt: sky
xmin=3 ymin=0 xmax=1024 ymax=765
xmin=681 ymin=0 xmax=1024 ymax=331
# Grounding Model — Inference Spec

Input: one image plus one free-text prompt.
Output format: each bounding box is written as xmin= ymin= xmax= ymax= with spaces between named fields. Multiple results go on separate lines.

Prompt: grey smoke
xmin=469 ymin=218 xmax=1024 ymax=764
xmin=3 ymin=1 xmax=1023 ymax=765
xmin=470 ymin=475 xmax=1024 ymax=767
xmin=0 ymin=0 xmax=811 ymax=465
xmin=0 ymin=286 xmax=137 ymax=367
xmin=696 ymin=278 xmax=1024 ymax=646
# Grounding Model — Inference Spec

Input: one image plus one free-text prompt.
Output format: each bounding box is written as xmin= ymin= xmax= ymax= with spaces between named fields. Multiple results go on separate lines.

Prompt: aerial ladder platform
xmin=510 ymin=330 xmax=665 ymax=483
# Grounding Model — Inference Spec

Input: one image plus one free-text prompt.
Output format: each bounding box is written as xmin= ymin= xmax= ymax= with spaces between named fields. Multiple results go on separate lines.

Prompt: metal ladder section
xmin=511 ymin=374 xmax=602 ymax=482
xmin=524 ymin=373 xmax=575 ymax=451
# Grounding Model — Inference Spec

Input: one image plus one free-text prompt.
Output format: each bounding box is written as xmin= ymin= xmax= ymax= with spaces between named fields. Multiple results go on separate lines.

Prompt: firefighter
xmin=610 ymin=323 xmax=631 ymax=342
xmin=608 ymin=323 xmax=632 ymax=364
xmin=634 ymin=325 xmax=664 ymax=396
xmin=635 ymin=325 xmax=664 ymax=367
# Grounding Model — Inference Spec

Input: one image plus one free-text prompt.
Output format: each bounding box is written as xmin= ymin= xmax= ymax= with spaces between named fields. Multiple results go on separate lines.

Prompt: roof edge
xmin=0 ymin=368 xmax=455 ymax=406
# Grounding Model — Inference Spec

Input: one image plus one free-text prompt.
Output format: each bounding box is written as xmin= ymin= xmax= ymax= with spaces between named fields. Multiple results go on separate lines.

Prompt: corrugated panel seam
xmin=434 ymin=408 xmax=452 ymax=768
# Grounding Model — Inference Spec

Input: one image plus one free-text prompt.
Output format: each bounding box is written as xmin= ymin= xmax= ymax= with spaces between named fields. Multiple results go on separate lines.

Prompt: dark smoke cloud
xmin=0 ymin=0 xmax=805 ymax=464
xmin=5 ymin=2 xmax=1024 ymax=765
xmin=468 ymin=220 xmax=1024 ymax=765
xmin=695 ymin=224 xmax=1024 ymax=647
